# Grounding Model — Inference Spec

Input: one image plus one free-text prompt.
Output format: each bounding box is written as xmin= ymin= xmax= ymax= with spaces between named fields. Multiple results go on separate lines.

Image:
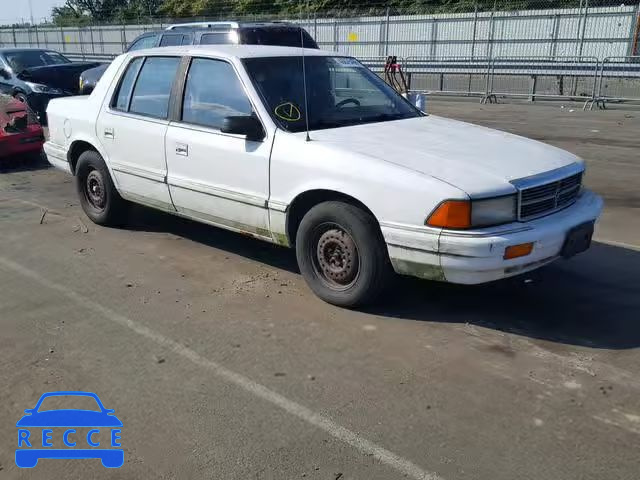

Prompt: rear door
xmin=164 ymin=56 xmax=272 ymax=238
xmin=96 ymin=55 xmax=181 ymax=210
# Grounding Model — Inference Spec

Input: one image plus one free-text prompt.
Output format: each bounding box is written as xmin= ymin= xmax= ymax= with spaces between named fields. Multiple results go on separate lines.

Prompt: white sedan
xmin=44 ymin=45 xmax=603 ymax=306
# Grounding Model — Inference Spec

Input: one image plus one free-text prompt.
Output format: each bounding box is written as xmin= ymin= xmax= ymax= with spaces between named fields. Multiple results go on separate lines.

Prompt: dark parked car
xmin=0 ymin=48 xmax=100 ymax=123
xmin=79 ymin=21 xmax=318 ymax=95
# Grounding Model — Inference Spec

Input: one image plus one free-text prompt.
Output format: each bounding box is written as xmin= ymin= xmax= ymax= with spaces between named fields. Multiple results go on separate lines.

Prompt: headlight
xmin=426 ymin=195 xmax=517 ymax=229
xmin=25 ymin=82 xmax=64 ymax=95
xmin=471 ymin=195 xmax=517 ymax=227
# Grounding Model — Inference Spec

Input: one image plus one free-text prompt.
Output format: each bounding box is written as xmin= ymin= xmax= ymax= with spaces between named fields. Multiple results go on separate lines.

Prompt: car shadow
xmin=124 ymin=204 xmax=300 ymax=273
xmin=365 ymin=242 xmax=640 ymax=350
xmin=0 ymin=151 xmax=50 ymax=173
xmin=124 ymin=205 xmax=640 ymax=350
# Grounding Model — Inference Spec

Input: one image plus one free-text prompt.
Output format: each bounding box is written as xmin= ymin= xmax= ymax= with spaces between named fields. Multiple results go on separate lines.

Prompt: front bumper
xmin=383 ymin=189 xmax=603 ymax=284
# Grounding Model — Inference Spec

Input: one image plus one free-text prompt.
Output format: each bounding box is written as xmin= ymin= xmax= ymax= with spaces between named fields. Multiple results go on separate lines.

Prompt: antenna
xmin=299 ymin=0 xmax=311 ymax=142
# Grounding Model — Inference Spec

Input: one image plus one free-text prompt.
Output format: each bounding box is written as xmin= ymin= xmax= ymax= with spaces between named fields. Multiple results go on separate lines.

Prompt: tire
xmin=75 ymin=150 xmax=127 ymax=226
xmin=13 ymin=91 xmax=28 ymax=104
xmin=295 ymin=201 xmax=391 ymax=307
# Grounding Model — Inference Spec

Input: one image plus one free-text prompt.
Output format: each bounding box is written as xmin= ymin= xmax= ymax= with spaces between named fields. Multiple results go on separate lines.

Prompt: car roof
xmin=130 ymin=44 xmax=347 ymax=60
xmin=165 ymin=21 xmax=296 ymax=31
xmin=0 ymin=48 xmax=62 ymax=54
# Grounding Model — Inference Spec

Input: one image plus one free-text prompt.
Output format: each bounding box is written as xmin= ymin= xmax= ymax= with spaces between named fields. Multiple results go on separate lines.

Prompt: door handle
xmin=104 ymin=128 xmax=114 ymax=139
xmin=175 ymin=143 xmax=188 ymax=156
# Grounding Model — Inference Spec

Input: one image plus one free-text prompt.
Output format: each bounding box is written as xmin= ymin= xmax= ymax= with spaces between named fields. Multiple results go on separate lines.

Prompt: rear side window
xmin=159 ymin=34 xmax=185 ymax=47
xmin=112 ymin=56 xmax=180 ymax=119
xmin=112 ymin=57 xmax=144 ymax=111
xmin=127 ymin=35 xmax=157 ymax=52
xmin=181 ymin=58 xmax=253 ymax=130
xmin=239 ymin=27 xmax=318 ymax=49
xmin=199 ymin=33 xmax=231 ymax=45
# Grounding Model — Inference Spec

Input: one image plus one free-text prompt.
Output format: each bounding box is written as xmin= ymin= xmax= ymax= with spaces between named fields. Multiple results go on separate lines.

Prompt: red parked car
xmin=0 ymin=94 xmax=44 ymax=160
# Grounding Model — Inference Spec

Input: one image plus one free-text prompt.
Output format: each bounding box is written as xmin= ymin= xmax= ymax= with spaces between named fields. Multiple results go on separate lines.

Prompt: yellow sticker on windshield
xmin=274 ymin=102 xmax=301 ymax=122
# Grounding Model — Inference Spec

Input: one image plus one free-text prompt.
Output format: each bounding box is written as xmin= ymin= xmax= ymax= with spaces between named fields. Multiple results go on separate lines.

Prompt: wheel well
xmin=67 ymin=141 xmax=98 ymax=175
xmin=286 ymin=190 xmax=379 ymax=246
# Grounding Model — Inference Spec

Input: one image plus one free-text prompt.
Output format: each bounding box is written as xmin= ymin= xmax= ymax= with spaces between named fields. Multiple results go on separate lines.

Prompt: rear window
xmin=239 ymin=27 xmax=318 ymax=49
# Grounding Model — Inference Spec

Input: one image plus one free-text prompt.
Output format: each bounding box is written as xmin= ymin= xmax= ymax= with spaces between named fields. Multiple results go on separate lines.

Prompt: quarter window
xmin=112 ymin=57 xmax=143 ymax=111
xmin=181 ymin=58 xmax=253 ymax=130
xmin=128 ymin=56 xmax=180 ymax=119
xmin=127 ymin=35 xmax=157 ymax=52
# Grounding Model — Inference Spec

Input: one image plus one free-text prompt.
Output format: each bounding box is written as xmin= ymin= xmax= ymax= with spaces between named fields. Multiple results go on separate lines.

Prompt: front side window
xmin=243 ymin=56 xmax=421 ymax=133
xmin=181 ymin=58 xmax=253 ymax=130
xmin=127 ymin=35 xmax=158 ymax=52
xmin=112 ymin=56 xmax=180 ymax=119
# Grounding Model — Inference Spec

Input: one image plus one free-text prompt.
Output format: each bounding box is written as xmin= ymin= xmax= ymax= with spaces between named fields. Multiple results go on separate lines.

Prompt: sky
xmin=1 ymin=0 xmax=65 ymax=24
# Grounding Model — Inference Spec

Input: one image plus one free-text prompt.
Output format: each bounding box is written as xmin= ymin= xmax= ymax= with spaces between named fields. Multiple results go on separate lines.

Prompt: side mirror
xmin=24 ymin=409 xmax=33 ymax=414
xmin=221 ymin=115 xmax=264 ymax=142
xmin=0 ymin=68 xmax=11 ymax=79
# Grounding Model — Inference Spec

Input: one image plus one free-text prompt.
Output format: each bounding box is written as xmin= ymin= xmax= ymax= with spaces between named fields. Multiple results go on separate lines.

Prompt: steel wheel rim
xmin=85 ymin=170 xmax=106 ymax=211
xmin=310 ymin=222 xmax=360 ymax=291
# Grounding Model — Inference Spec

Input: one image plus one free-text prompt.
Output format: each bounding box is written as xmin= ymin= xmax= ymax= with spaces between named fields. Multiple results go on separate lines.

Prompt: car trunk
xmin=0 ymin=95 xmax=37 ymax=133
xmin=18 ymin=62 xmax=102 ymax=93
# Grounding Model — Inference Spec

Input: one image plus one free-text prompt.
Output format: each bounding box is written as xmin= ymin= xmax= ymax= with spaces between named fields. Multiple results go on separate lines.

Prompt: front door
xmin=96 ymin=55 xmax=181 ymax=210
xmin=165 ymin=57 xmax=272 ymax=238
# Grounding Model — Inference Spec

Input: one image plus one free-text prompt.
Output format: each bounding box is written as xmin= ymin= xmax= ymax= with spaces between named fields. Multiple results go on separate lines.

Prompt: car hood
xmin=307 ymin=115 xmax=583 ymax=197
xmin=16 ymin=410 xmax=123 ymax=427
xmin=18 ymin=62 xmax=102 ymax=93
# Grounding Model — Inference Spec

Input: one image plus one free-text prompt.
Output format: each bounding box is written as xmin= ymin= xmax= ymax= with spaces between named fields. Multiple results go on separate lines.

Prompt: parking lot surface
xmin=1 ymin=101 xmax=639 ymax=479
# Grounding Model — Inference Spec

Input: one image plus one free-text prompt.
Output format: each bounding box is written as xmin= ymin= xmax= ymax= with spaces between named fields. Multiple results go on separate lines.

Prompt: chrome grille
xmin=519 ymin=172 xmax=582 ymax=220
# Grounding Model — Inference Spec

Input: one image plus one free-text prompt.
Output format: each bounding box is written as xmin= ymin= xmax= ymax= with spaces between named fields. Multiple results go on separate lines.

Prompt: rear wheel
xmin=295 ymin=201 xmax=391 ymax=307
xmin=75 ymin=150 xmax=127 ymax=226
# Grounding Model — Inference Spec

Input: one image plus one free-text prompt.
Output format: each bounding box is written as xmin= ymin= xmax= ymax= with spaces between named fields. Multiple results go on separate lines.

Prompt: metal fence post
xmin=628 ymin=1 xmax=640 ymax=56
xmin=60 ymin=27 xmax=66 ymax=52
xmin=470 ymin=3 xmax=478 ymax=60
xmin=11 ymin=26 xmax=17 ymax=47
xmin=90 ymin=25 xmax=95 ymax=54
xmin=488 ymin=3 xmax=496 ymax=60
xmin=384 ymin=6 xmax=390 ymax=57
xmin=333 ymin=18 xmax=338 ymax=51
xmin=34 ymin=25 xmax=40 ymax=47
xmin=430 ymin=18 xmax=438 ymax=58
xmin=120 ymin=23 xmax=126 ymax=52
xmin=550 ymin=14 xmax=560 ymax=59
xmin=577 ymin=0 xmax=589 ymax=59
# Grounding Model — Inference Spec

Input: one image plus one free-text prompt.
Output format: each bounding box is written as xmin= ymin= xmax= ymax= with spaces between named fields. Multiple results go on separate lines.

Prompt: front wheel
xmin=296 ymin=201 xmax=391 ymax=307
xmin=75 ymin=150 xmax=127 ymax=226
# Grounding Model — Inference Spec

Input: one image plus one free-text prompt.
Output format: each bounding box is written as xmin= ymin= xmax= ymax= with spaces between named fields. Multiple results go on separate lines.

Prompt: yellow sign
xmin=64 ymin=35 xmax=71 ymax=43
xmin=274 ymin=102 xmax=301 ymax=122
xmin=347 ymin=32 xmax=358 ymax=42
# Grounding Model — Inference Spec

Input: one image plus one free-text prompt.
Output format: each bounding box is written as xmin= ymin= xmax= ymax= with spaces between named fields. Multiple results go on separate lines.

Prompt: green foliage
xmin=50 ymin=0 xmax=594 ymax=24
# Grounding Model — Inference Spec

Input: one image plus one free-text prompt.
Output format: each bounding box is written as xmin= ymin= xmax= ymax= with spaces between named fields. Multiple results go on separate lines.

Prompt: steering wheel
xmin=335 ymin=98 xmax=361 ymax=108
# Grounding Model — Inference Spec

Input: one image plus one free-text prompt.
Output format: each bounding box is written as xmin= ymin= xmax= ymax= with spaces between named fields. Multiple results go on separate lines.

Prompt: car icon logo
xmin=15 ymin=391 xmax=123 ymax=468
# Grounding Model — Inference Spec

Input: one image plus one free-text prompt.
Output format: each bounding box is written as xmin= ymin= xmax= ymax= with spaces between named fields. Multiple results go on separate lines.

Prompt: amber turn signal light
xmin=426 ymin=200 xmax=471 ymax=229
xmin=504 ymin=242 xmax=534 ymax=260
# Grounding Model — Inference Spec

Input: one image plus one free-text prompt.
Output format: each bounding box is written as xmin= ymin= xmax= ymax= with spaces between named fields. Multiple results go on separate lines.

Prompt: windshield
xmin=243 ymin=56 xmax=421 ymax=133
xmin=4 ymin=50 xmax=70 ymax=72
